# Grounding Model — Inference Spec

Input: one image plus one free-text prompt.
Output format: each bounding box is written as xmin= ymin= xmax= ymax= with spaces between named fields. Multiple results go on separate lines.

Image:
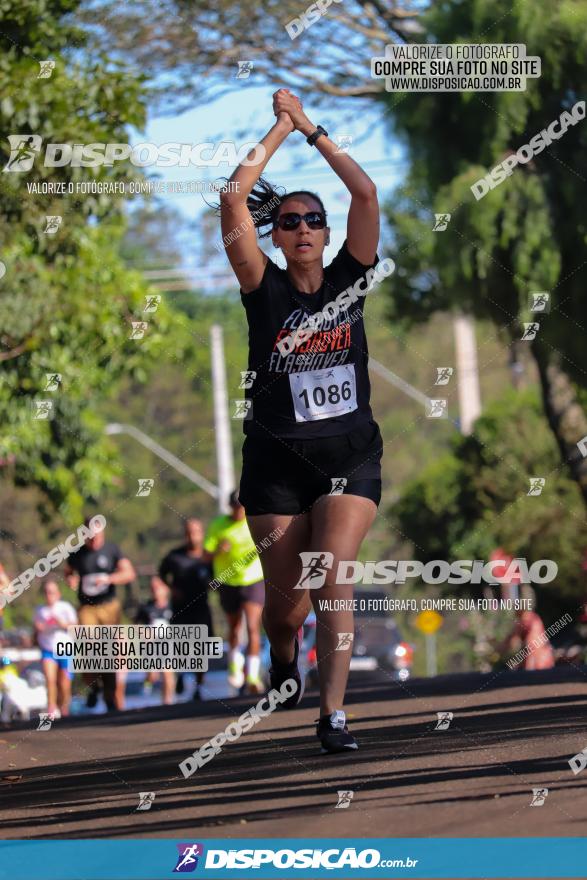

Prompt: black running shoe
xmin=86 ymin=683 xmax=100 ymax=709
xmin=316 ymin=710 xmax=358 ymax=754
xmin=269 ymin=630 xmax=304 ymax=710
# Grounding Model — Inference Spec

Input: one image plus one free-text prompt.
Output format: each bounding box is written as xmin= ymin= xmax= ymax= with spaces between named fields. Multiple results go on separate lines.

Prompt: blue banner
xmin=0 ymin=838 xmax=585 ymax=878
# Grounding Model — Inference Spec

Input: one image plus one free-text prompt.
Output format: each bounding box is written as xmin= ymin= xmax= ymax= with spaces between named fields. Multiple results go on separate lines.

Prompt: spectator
xmin=498 ymin=608 xmax=555 ymax=670
xmin=33 ymin=578 xmax=77 ymax=717
xmin=64 ymin=516 xmax=136 ymax=711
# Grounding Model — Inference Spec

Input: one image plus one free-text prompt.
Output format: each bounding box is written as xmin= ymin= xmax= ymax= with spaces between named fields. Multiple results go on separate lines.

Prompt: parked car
xmin=303 ymin=592 xmax=414 ymax=686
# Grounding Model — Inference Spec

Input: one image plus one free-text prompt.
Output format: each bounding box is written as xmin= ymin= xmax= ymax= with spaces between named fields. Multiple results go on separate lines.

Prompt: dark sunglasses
xmin=273 ymin=211 xmax=327 ymax=231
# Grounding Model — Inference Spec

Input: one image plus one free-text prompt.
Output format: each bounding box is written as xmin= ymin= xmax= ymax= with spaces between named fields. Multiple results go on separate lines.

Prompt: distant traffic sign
xmin=415 ymin=609 xmax=443 ymax=635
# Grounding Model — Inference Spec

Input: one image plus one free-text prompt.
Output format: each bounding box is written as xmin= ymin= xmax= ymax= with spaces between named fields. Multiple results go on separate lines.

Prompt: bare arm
xmin=64 ymin=563 xmax=79 ymax=591
xmin=108 ymin=557 xmax=136 ymax=586
xmin=275 ymin=91 xmax=379 ymax=265
xmin=221 ymin=100 xmax=297 ymax=293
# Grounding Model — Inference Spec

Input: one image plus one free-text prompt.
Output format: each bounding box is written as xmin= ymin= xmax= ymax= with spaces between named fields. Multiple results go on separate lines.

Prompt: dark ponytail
xmin=215 ymin=176 xmax=327 ymax=239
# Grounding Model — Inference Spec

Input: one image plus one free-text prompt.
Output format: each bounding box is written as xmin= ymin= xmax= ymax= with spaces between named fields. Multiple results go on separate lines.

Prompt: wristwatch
xmin=307 ymin=125 xmax=328 ymax=147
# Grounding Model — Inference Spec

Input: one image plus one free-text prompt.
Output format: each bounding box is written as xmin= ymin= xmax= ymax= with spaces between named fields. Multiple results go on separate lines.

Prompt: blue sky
xmin=135 ymin=83 xmax=407 ymax=284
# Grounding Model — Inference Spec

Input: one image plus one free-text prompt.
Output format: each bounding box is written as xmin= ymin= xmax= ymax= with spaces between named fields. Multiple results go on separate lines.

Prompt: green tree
xmin=0 ymin=0 xmax=190 ymax=522
xmin=392 ymin=389 xmax=586 ymax=620
xmin=381 ymin=0 xmax=587 ymax=501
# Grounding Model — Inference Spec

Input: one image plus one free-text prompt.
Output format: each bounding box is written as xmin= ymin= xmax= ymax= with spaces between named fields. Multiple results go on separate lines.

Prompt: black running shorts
xmin=239 ymin=420 xmax=383 ymax=515
xmin=218 ymin=580 xmax=265 ymax=614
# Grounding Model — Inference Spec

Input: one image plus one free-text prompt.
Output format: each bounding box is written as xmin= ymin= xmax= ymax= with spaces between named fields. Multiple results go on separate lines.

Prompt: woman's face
xmin=271 ymin=195 xmax=330 ymax=265
xmin=43 ymin=581 xmax=60 ymax=606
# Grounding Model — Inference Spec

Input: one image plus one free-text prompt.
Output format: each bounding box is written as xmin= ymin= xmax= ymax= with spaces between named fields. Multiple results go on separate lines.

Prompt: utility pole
xmin=453 ymin=313 xmax=482 ymax=435
xmin=105 ymin=423 xmax=219 ymax=501
xmin=210 ymin=324 xmax=235 ymax=514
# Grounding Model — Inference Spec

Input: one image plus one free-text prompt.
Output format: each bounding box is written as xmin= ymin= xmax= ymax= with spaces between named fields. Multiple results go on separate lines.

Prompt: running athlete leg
xmin=243 ymin=601 xmax=262 ymax=655
xmin=225 ymin=609 xmax=245 ymax=688
xmin=309 ymin=494 xmax=377 ymax=716
xmin=246 ymin=513 xmax=312 ymax=665
xmin=42 ymin=658 xmax=58 ymax=715
xmin=57 ymin=666 xmax=72 ymax=716
xmin=225 ymin=610 xmax=243 ymax=651
xmin=161 ymin=669 xmax=174 ymax=704
xmin=242 ymin=600 xmax=263 ymax=691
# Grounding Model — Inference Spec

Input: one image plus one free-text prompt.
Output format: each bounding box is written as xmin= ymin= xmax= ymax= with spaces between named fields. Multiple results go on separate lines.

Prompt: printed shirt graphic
xmin=240 ymin=240 xmax=378 ymax=438
xmin=204 ymin=516 xmax=263 ymax=587
xmin=34 ymin=601 xmax=77 ymax=653
xmin=68 ymin=542 xmax=123 ymax=605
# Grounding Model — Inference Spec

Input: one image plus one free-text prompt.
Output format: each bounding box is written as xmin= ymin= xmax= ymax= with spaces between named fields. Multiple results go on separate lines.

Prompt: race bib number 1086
xmin=289 ymin=364 xmax=358 ymax=422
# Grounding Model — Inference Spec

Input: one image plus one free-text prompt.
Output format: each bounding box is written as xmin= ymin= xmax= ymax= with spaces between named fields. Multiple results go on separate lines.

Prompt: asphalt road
xmin=1 ymin=666 xmax=586 ymax=850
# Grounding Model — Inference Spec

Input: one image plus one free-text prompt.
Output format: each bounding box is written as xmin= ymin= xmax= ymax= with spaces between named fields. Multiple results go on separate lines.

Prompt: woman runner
xmin=219 ymin=89 xmax=386 ymax=754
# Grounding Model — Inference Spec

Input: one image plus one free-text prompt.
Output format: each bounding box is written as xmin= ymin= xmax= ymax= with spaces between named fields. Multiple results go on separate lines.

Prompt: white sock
xmin=330 ymin=710 xmax=346 ymax=729
xmin=228 ymin=649 xmax=244 ymax=669
xmin=246 ymin=655 xmax=261 ymax=681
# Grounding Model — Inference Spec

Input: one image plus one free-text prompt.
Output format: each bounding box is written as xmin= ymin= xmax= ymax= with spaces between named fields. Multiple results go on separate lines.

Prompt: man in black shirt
xmin=65 ymin=517 xmax=136 ymax=711
xmin=159 ymin=518 xmax=213 ymax=699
